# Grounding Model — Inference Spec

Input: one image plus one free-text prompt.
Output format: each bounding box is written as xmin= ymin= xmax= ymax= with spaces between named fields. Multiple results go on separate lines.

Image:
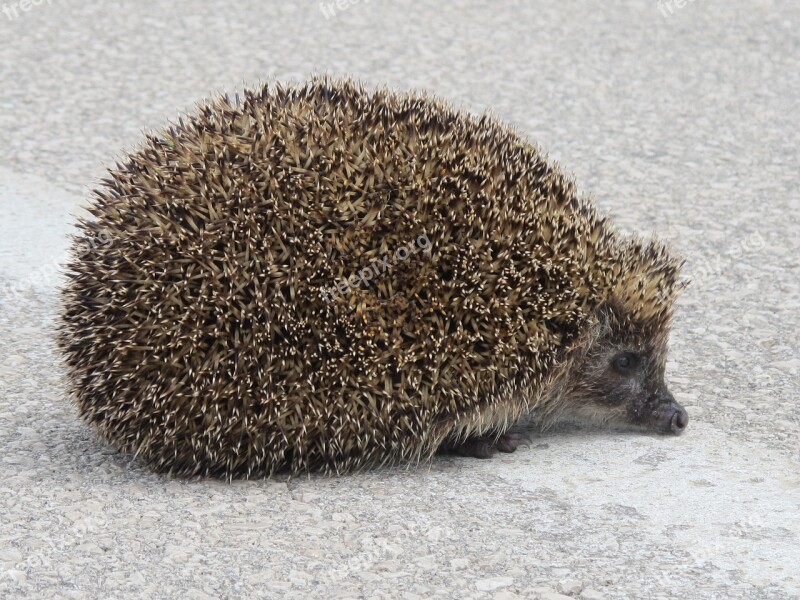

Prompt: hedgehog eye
xmin=612 ymin=352 xmax=639 ymax=375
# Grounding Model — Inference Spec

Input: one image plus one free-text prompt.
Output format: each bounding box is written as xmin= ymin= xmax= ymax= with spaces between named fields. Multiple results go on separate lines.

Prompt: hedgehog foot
xmin=453 ymin=432 xmax=531 ymax=459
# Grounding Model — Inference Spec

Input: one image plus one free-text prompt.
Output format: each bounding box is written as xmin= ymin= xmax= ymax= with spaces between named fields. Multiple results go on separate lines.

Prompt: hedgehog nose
xmin=670 ymin=405 xmax=689 ymax=433
xmin=654 ymin=390 xmax=688 ymax=434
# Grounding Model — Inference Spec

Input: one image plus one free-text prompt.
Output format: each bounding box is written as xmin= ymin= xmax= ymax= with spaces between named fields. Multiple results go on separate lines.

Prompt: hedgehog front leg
xmin=449 ymin=432 xmax=531 ymax=459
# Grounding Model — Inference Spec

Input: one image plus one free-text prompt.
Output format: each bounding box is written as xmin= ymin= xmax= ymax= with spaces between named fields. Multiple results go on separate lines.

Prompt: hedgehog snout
xmin=670 ymin=405 xmax=689 ymax=433
xmin=651 ymin=391 xmax=688 ymax=434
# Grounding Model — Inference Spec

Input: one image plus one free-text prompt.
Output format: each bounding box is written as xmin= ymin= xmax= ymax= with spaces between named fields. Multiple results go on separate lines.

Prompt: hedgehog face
xmin=557 ymin=306 xmax=688 ymax=435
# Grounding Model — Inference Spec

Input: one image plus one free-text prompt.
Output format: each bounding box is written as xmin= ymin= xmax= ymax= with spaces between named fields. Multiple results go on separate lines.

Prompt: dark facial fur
xmin=543 ymin=304 xmax=688 ymax=434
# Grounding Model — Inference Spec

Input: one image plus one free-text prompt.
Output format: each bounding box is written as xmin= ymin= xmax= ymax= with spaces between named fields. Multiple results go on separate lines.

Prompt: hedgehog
xmin=57 ymin=77 xmax=688 ymax=478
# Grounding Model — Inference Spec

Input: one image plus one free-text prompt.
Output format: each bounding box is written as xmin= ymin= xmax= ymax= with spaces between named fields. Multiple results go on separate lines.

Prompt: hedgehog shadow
xmin=433 ymin=422 xmax=666 ymax=463
xmin=56 ymin=422 xmax=672 ymax=484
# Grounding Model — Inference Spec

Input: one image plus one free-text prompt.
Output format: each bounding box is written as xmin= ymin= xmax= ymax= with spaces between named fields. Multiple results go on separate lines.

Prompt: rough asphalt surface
xmin=1 ymin=1 xmax=798 ymax=598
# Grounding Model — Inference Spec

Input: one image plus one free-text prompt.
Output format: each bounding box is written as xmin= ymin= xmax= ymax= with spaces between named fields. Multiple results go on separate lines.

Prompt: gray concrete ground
xmin=1 ymin=1 xmax=798 ymax=598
